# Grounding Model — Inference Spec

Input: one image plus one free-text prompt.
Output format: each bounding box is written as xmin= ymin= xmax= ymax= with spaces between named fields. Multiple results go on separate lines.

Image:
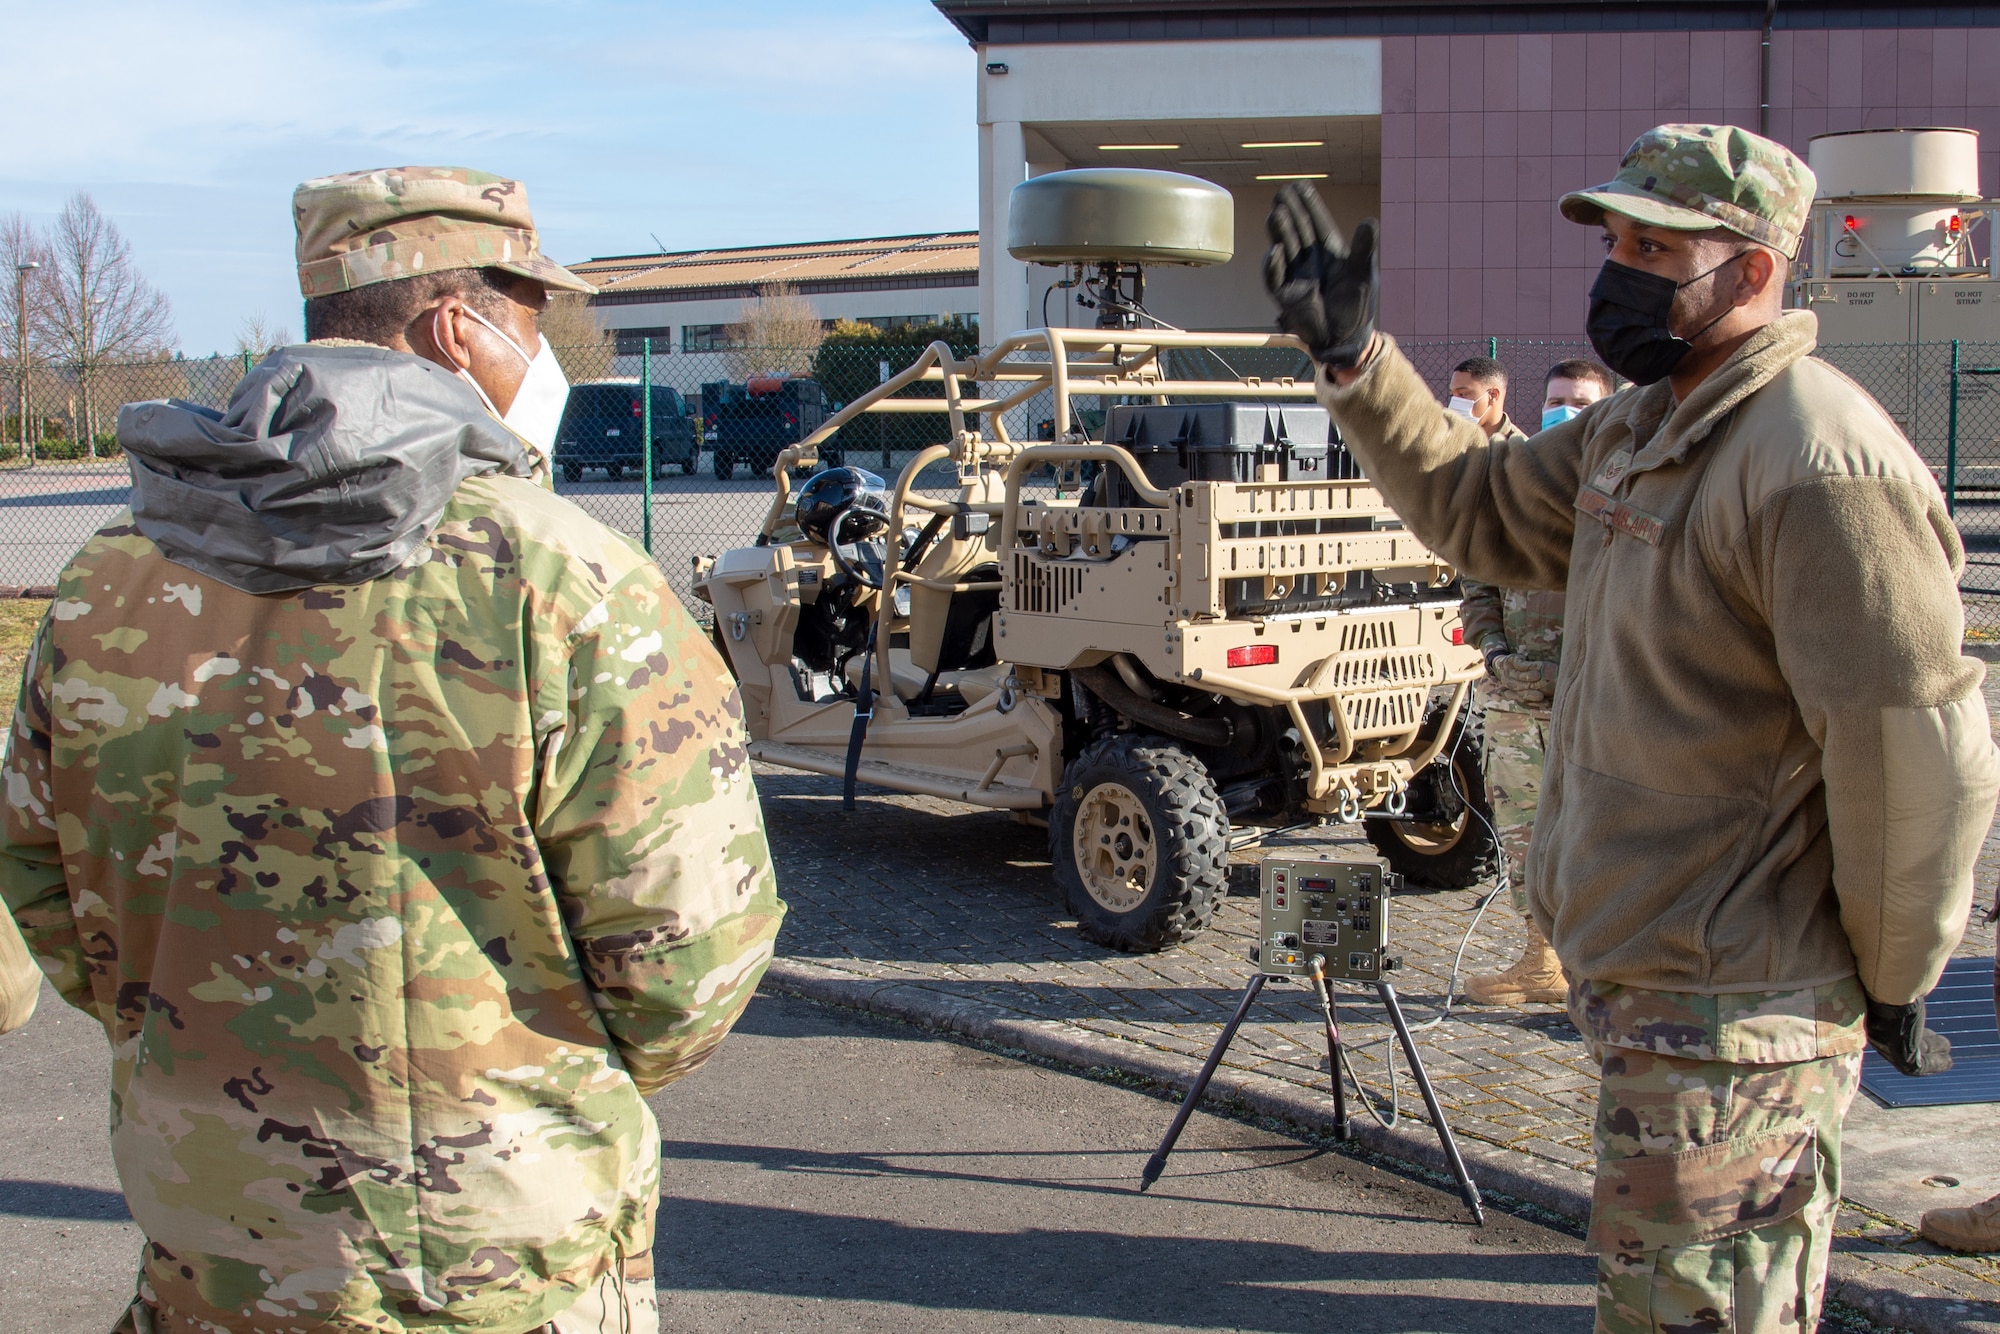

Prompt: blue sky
xmin=0 ymin=0 xmax=975 ymax=355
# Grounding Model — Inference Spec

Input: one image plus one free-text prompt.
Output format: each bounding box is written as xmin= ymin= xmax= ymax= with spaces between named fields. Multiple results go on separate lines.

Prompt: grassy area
xmin=0 ymin=600 xmax=47 ymax=722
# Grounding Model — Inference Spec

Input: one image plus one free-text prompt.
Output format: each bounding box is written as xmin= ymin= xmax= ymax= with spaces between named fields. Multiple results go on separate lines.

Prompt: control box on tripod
xmin=1259 ymin=858 xmax=1400 ymax=981
xmin=1143 ymin=853 xmax=1483 ymax=1223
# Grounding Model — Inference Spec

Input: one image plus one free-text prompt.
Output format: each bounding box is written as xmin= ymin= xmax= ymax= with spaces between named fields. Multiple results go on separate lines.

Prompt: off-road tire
xmin=712 ymin=451 xmax=734 ymax=481
xmin=1363 ymin=707 xmax=1498 ymax=890
xmin=1051 ymin=734 xmax=1227 ymax=952
xmin=562 ymin=462 xmax=583 ymax=484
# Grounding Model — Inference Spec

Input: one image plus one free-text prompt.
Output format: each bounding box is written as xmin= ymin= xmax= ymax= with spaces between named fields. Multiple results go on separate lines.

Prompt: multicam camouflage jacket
xmin=1459 ymin=582 xmax=1564 ymax=714
xmin=0 ymin=469 xmax=783 ymax=1331
xmin=1456 ymin=417 xmax=1563 ymax=715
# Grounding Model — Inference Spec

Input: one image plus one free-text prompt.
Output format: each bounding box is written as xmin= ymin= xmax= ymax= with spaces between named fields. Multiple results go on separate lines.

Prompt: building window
xmin=856 ymin=314 xmax=938 ymax=332
xmin=613 ymin=326 xmax=675 ymax=355
xmin=681 ymin=324 xmax=732 ymax=351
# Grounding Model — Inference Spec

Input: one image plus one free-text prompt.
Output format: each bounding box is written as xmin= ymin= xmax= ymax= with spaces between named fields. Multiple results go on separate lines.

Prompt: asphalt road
xmin=0 ymin=982 xmax=1596 ymax=1333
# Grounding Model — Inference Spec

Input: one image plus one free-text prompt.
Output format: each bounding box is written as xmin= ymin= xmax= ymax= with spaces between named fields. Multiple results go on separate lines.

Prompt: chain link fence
xmin=6 ymin=336 xmax=2000 ymax=635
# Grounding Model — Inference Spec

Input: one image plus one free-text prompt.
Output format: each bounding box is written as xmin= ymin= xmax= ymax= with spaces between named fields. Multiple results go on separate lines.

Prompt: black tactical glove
xmin=1263 ymin=182 xmax=1380 ymax=371
xmin=1865 ymin=995 xmax=1954 ymax=1077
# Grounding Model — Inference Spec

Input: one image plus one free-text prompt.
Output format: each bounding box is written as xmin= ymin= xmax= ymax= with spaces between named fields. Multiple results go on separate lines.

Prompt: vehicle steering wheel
xmin=826 ymin=507 xmax=888 ymax=590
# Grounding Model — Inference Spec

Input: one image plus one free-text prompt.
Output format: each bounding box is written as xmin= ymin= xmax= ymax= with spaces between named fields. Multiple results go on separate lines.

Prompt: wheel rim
xmin=1071 ymin=781 xmax=1156 ymax=913
xmin=1390 ymin=752 xmax=1474 ymax=853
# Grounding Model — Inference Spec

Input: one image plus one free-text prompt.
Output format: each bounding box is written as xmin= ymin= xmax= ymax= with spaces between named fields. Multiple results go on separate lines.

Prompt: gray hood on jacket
xmin=118 ymin=343 xmax=533 ymax=594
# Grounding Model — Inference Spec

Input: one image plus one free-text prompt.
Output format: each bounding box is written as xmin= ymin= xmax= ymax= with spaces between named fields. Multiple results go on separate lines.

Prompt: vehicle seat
xmin=941 ymin=663 xmax=1009 ymax=705
xmin=842 ymin=647 xmax=931 ymax=700
xmin=907 ymin=552 xmax=1002 ymax=676
xmin=840 ymin=649 xmax=1011 ymax=706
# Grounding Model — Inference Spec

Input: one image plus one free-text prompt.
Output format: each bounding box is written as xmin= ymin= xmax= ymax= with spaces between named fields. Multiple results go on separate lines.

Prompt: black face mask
xmin=1585 ymin=254 xmax=1742 ymax=386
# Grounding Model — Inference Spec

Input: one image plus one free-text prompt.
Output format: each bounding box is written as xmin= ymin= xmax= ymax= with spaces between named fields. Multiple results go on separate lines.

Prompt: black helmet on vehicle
xmin=794 ymin=466 xmax=890 ymax=546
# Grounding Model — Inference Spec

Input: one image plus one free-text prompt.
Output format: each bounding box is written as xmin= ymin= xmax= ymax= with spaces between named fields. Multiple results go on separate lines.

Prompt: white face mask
xmin=1446 ymin=395 xmax=1480 ymax=419
xmin=434 ymin=306 xmax=569 ymax=460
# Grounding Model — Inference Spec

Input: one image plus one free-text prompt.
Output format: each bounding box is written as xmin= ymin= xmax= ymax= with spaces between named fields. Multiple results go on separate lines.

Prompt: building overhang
xmin=935 ymin=0 xmax=1985 ymax=43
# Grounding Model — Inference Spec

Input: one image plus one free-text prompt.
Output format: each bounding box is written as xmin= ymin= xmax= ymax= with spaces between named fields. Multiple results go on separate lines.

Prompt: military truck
xmin=695 ymin=168 xmax=1491 ymax=952
xmin=703 ymin=376 xmax=831 ymax=479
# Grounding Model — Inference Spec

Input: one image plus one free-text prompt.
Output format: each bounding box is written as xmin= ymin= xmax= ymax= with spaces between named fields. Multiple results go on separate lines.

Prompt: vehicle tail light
xmin=632 ymin=400 xmax=643 ymax=417
xmin=1451 ymin=627 xmax=1464 ymax=645
xmin=1226 ymin=644 xmax=1278 ymax=667
xmin=785 ymin=412 xmax=797 ymax=427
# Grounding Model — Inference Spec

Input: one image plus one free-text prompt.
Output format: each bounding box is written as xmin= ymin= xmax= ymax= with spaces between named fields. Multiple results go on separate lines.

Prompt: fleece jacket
xmin=1317 ymin=311 xmax=1999 ymax=1004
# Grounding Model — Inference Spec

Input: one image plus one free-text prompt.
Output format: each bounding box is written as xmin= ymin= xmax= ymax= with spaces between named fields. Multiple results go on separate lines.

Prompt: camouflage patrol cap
xmin=1559 ymin=124 xmax=1816 ymax=259
xmin=292 ymin=166 xmax=596 ymax=298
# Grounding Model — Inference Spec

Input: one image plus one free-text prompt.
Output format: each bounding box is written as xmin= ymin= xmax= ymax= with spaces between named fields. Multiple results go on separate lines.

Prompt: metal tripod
xmin=1138 ymin=961 xmax=1486 ymax=1226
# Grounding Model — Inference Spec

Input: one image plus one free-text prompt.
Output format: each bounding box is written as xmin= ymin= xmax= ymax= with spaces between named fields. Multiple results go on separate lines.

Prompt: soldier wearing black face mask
xmin=1265 ymin=124 xmax=1999 ymax=1333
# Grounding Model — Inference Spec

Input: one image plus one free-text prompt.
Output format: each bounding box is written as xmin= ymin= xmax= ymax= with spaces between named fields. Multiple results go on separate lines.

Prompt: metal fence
xmin=6 ymin=335 xmax=2000 ymax=635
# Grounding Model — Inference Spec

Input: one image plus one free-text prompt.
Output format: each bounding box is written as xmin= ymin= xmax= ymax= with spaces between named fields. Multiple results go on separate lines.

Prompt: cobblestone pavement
xmin=756 ymin=675 xmax=2000 ymax=1330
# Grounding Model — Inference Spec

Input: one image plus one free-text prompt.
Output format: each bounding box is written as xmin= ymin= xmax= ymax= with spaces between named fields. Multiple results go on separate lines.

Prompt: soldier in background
xmin=1445 ymin=355 xmax=1521 ymax=441
xmin=0 ymin=167 xmax=784 ymax=1334
xmin=1269 ymin=125 xmax=1995 ymax=1332
xmin=1542 ymin=357 xmax=1616 ymax=424
xmin=1460 ymin=358 xmax=1614 ymax=1007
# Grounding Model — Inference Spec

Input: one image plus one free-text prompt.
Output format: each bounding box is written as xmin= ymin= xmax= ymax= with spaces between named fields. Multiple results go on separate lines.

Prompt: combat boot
xmin=1920 ymin=1191 xmax=2000 ymax=1253
xmin=1464 ymin=918 xmax=1567 ymax=1006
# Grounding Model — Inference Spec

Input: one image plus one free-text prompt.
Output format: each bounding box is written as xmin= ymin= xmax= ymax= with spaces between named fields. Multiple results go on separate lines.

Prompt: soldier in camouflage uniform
xmin=1272 ymin=125 xmax=1995 ymax=1333
xmin=0 ymin=166 xmax=785 ymax=1334
xmin=1459 ymin=580 xmax=1568 ymax=1004
xmin=1459 ymin=364 xmax=1613 ymax=1008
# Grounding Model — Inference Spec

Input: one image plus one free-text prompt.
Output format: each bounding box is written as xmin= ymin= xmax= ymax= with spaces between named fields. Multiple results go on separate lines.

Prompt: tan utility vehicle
xmin=694 ymin=169 xmax=1492 ymax=952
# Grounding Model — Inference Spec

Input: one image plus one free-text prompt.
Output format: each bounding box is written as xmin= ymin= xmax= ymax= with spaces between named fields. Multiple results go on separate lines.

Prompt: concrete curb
xmin=762 ymin=956 xmax=2000 ymax=1334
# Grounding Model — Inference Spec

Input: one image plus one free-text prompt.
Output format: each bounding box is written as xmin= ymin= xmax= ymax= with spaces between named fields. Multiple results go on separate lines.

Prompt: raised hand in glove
xmin=1263 ymin=182 xmax=1380 ymax=371
xmin=1865 ymin=995 xmax=1954 ymax=1077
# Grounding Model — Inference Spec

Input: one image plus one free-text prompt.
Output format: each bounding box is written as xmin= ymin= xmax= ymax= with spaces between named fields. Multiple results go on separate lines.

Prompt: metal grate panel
xmin=1860 ymin=956 xmax=2000 ymax=1109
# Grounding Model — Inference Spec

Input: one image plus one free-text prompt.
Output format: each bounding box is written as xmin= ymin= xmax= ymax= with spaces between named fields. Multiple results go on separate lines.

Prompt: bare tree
xmin=234 ymin=314 xmax=293 ymax=361
xmin=0 ymin=213 xmax=50 ymax=458
xmin=35 ymin=193 xmax=175 ymax=452
xmin=724 ymin=281 xmax=824 ymax=379
xmin=540 ymin=292 xmax=608 ymax=350
xmin=539 ymin=292 xmax=612 ymax=382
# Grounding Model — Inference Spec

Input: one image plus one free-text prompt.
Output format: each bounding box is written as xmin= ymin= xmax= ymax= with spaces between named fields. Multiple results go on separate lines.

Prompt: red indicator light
xmin=1950 ymin=215 xmax=1964 ymax=234
xmin=1227 ymin=644 xmax=1279 ymax=667
xmin=1450 ymin=626 xmax=1465 ymax=645
xmin=1844 ymin=215 xmax=1858 ymax=231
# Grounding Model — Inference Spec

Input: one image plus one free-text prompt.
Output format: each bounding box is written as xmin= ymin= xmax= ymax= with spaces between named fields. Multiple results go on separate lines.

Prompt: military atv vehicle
xmin=695 ymin=168 xmax=1493 ymax=953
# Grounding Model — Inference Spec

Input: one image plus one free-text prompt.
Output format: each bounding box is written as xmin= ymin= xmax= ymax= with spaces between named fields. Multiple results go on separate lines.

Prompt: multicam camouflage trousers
xmin=1574 ymin=980 xmax=1867 ymax=1334
xmin=1480 ymin=702 xmax=1547 ymax=913
xmin=542 ymin=1260 xmax=659 ymax=1334
xmin=115 ymin=1258 xmax=657 ymax=1334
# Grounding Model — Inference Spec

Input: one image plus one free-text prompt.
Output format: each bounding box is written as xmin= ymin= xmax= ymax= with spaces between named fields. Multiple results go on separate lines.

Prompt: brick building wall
xmin=1379 ymin=28 xmax=2000 ymax=339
